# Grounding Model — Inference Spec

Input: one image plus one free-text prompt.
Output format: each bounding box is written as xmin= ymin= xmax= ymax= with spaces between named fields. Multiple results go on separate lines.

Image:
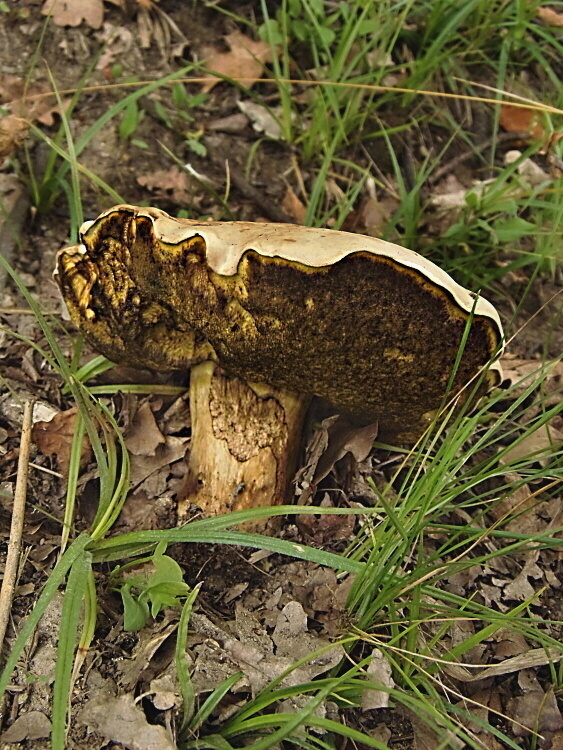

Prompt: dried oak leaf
xmin=0 ymin=116 xmax=30 ymax=161
xmin=41 ymin=0 xmax=104 ymax=29
xmin=199 ymin=31 xmax=274 ymax=92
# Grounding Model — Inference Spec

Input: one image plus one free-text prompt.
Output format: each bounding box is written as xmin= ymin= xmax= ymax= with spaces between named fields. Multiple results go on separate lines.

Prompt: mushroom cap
xmin=56 ymin=204 xmax=503 ymax=441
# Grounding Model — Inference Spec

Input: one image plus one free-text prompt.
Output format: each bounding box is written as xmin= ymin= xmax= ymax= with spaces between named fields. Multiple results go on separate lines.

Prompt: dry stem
xmin=0 ymin=400 xmax=34 ymax=656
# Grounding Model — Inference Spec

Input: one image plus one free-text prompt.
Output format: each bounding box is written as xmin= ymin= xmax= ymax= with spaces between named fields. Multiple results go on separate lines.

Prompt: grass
xmin=0 ymin=0 xmax=562 ymax=748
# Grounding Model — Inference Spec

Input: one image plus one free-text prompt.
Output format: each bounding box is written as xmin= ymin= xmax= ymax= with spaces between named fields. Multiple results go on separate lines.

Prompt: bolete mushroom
xmin=55 ymin=205 xmax=503 ymax=522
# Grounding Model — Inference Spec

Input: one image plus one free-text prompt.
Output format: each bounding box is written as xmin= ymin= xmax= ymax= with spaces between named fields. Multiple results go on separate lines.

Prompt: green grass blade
xmin=51 ymin=551 xmax=92 ymax=750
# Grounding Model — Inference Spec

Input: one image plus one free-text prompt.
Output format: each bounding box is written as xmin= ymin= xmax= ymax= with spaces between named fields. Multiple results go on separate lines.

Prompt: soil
xmin=0 ymin=2 xmax=562 ymax=749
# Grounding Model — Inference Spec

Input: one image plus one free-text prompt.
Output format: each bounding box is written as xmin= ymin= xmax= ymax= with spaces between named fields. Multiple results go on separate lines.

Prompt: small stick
xmin=0 ymin=400 xmax=34 ymax=656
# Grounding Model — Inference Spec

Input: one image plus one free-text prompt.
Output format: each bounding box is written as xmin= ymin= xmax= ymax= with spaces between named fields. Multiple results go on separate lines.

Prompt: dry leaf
xmin=33 ymin=407 xmax=92 ymax=476
xmin=237 ymin=99 xmax=285 ymax=140
xmin=0 ymin=712 xmax=52 ymax=742
xmin=499 ymin=103 xmax=544 ymax=141
xmin=79 ymin=693 xmax=176 ymax=750
xmin=137 ymin=167 xmax=192 ymax=205
xmin=199 ymin=31 xmax=274 ymax=92
xmin=281 ymin=185 xmax=307 ymax=224
xmin=124 ymin=401 xmax=166 ymax=457
xmin=537 ymin=6 xmax=563 ymax=27
xmin=350 ymin=195 xmax=400 ymax=237
xmin=504 ymin=150 xmax=550 ymax=186
xmin=361 ymin=649 xmax=395 ymax=710
xmin=500 ymin=357 xmax=563 ymax=397
xmin=129 ymin=435 xmax=188 ymax=487
xmin=507 ymin=670 xmax=563 ymax=740
xmin=41 ymin=0 xmax=104 ymax=29
xmin=0 ymin=115 xmax=30 ymax=161
xmin=500 ymin=423 xmax=563 ymax=467
xmin=0 ymin=75 xmax=67 ymax=126
xmin=399 ymin=706 xmax=464 ymax=750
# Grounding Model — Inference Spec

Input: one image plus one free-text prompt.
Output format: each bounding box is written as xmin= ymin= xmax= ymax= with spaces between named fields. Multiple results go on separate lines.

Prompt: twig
xmin=427 ymin=131 xmax=529 ymax=186
xmin=0 ymin=400 xmax=34 ymax=656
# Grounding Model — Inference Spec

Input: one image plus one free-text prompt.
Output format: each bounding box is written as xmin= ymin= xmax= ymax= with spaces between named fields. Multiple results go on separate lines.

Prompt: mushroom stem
xmin=177 ymin=361 xmax=311 ymax=530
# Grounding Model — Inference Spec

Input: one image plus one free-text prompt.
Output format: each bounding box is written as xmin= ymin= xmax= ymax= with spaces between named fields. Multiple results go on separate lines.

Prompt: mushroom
xmin=55 ymin=205 xmax=503 ymax=524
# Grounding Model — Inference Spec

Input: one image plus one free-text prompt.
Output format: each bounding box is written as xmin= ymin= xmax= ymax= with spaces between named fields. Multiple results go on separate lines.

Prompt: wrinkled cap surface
xmin=56 ymin=205 xmax=503 ymax=441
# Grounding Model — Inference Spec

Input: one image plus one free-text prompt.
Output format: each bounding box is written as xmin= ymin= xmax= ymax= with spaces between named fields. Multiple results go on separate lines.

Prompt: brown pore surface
xmin=57 ymin=207 xmax=501 ymax=441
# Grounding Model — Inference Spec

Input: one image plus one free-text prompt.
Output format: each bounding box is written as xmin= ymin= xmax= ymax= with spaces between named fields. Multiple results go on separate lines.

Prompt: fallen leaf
xmin=500 ymin=357 xmax=563 ymax=397
xmin=1 ymin=711 xmax=52 ymax=742
xmin=0 ymin=115 xmax=30 ymax=161
xmin=129 ymin=435 xmax=189 ymax=487
xmin=362 ymin=649 xmax=395 ymax=710
xmin=537 ymin=6 xmax=563 ymax=27
xmin=41 ymin=0 xmax=104 ymax=29
xmin=296 ymin=415 xmax=378 ymax=503
xmin=504 ymin=150 xmax=550 ymax=186
xmin=348 ymin=195 xmax=400 ymax=237
xmin=125 ymin=400 xmax=166 ymax=457
xmin=96 ymin=22 xmax=135 ymax=70
xmin=137 ymin=167 xmax=192 ymax=205
xmin=33 ymin=407 xmax=92 ymax=476
xmin=507 ymin=670 xmax=563 ymax=739
xmin=79 ymin=693 xmax=176 ymax=750
xmin=199 ymin=31 xmax=274 ymax=92
xmin=500 ymin=423 xmax=563 ymax=467
xmin=503 ymin=557 xmax=543 ymax=601
xmin=0 ymin=74 xmax=67 ymax=126
xmin=281 ymin=185 xmax=307 ymax=224
xmin=499 ymin=103 xmax=544 ymax=142
xmin=237 ymin=99 xmax=285 ymax=140
xmin=399 ymin=706 xmax=464 ymax=750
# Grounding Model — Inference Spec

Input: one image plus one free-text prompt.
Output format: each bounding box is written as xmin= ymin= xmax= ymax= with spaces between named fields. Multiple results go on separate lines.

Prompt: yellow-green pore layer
xmin=56 ymin=206 xmax=503 ymax=441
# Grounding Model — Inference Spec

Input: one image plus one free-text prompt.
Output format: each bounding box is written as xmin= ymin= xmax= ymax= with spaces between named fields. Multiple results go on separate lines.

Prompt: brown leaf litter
xmin=0 ymin=115 xmax=30 ymax=161
xmin=79 ymin=693 xmax=176 ymax=750
xmin=137 ymin=167 xmax=193 ymax=207
xmin=33 ymin=407 xmax=92 ymax=476
xmin=0 ymin=74 xmax=67 ymax=126
xmin=198 ymin=31 xmax=275 ymax=92
xmin=41 ymin=0 xmax=105 ymax=29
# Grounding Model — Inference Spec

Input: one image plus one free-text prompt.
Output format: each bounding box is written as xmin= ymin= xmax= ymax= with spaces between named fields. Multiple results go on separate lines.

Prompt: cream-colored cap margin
xmin=80 ymin=204 xmax=505 ymax=373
